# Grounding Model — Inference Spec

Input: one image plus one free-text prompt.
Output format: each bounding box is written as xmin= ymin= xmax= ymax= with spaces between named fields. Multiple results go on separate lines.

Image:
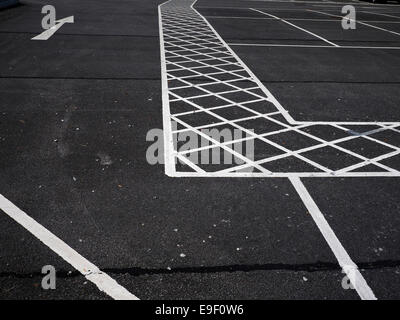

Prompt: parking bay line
xmin=361 ymin=11 xmax=400 ymax=20
xmin=205 ymin=16 xmax=400 ymax=24
xmin=309 ymin=9 xmax=400 ymax=37
xmin=289 ymin=177 xmax=377 ymax=300
xmin=250 ymin=8 xmax=340 ymax=47
xmin=0 ymin=194 xmax=138 ymax=300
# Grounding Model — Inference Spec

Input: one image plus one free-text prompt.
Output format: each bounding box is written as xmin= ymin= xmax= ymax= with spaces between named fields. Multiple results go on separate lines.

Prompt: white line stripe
xmin=229 ymin=43 xmax=400 ymax=49
xmin=205 ymin=16 xmax=400 ymax=23
xmin=309 ymin=10 xmax=400 ymax=37
xmin=171 ymin=171 xmax=400 ymax=178
xmin=159 ymin=1 xmax=176 ymax=177
xmin=250 ymin=8 xmax=340 ymax=47
xmin=0 ymin=194 xmax=138 ymax=300
xmin=246 ymin=0 xmax=400 ymax=6
xmin=196 ymin=5 xmax=400 ymax=10
xmin=288 ymin=178 xmax=377 ymax=300
xmin=361 ymin=11 xmax=400 ymax=20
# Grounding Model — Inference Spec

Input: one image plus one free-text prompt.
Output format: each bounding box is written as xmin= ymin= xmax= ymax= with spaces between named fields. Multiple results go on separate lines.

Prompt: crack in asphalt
xmin=1 ymin=260 xmax=399 ymax=279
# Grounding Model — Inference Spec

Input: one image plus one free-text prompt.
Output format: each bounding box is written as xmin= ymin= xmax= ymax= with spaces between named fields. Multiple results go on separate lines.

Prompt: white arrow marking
xmin=32 ymin=16 xmax=74 ymax=40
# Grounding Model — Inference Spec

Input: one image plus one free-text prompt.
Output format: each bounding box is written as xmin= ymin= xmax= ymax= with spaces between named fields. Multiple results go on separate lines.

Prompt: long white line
xmin=159 ymin=0 xmax=176 ymax=177
xmin=229 ymin=43 xmax=400 ymax=50
xmin=309 ymin=9 xmax=400 ymax=37
xmin=205 ymin=16 xmax=400 ymax=23
xmin=172 ymin=171 xmax=400 ymax=178
xmin=361 ymin=11 xmax=400 ymax=20
xmin=197 ymin=5 xmax=400 ymax=10
xmin=288 ymin=178 xmax=377 ymax=300
xmin=250 ymin=8 xmax=340 ymax=47
xmin=0 ymin=194 xmax=138 ymax=300
xmin=247 ymin=0 xmax=400 ymax=6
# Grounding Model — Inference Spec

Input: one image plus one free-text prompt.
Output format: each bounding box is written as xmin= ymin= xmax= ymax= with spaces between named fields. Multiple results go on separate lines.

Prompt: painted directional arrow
xmin=31 ymin=16 xmax=74 ymax=40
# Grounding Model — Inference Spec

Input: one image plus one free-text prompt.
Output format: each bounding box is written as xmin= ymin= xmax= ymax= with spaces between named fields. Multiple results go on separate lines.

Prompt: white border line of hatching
xmin=159 ymin=0 xmax=177 ymax=177
xmin=229 ymin=43 xmax=400 ymax=50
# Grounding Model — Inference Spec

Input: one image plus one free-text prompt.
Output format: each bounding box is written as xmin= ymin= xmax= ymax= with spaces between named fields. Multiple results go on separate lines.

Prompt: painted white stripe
xmin=289 ymin=177 xmax=377 ymax=300
xmin=229 ymin=43 xmax=400 ymax=50
xmin=361 ymin=11 xmax=400 ymax=20
xmin=247 ymin=0 xmax=338 ymax=3
xmin=171 ymin=171 xmax=400 ymax=178
xmin=247 ymin=0 xmax=400 ymax=6
xmin=250 ymin=8 xmax=340 ymax=47
xmin=205 ymin=16 xmax=400 ymax=23
xmin=196 ymin=5 xmax=400 ymax=11
xmin=31 ymin=16 xmax=74 ymax=41
xmin=0 ymin=194 xmax=138 ymax=300
xmin=159 ymin=1 xmax=176 ymax=177
xmin=310 ymin=10 xmax=400 ymax=37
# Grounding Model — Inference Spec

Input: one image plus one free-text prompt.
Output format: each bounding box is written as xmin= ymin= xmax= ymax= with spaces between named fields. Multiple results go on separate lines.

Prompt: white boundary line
xmin=229 ymin=43 xmax=400 ymax=49
xmin=361 ymin=11 xmax=400 ymax=20
xmin=247 ymin=0 xmax=400 ymax=6
xmin=250 ymin=8 xmax=340 ymax=47
xmin=289 ymin=177 xmax=377 ymax=300
xmin=159 ymin=0 xmax=176 ymax=176
xmin=197 ymin=5 xmax=400 ymax=10
xmin=0 ymin=194 xmax=138 ymax=300
xmin=205 ymin=16 xmax=400 ymax=23
xmin=171 ymin=171 xmax=400 ymax=178
xmin=309 ymin=9 xmax=400 ymax=37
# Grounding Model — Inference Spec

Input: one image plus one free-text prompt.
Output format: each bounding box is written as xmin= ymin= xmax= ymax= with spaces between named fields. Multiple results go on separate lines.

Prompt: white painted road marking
xmin=32 ymin=16 xmax=74 ymax=40
xmin=205 ymin=16 xmax=400 ymax=24
xmin=289 ymin=177 xmax=377 ymax=300
xmin=229 ymin=43 xmax=400 ymax=50
xmin=250 ymin=8 xmax=340 ymax=47
xmin=361 ymin=11 xmax=400 ymax=20
xmin=159 ymin=0 xmax=400 ymax=177
xmin=158 ymin=0 xmax=176 ymax=176
xmin=309 ymin=10 xmax=400 ymax=37
xmin=158 ymin=0 xmax=400 ymax=300
xmin=0 ymin=194 xmax=138 ymax=300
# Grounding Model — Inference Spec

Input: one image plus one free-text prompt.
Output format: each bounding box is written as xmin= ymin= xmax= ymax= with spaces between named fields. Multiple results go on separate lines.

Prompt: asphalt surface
xmin=0 ymin=0 xmax=399 ymax=300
